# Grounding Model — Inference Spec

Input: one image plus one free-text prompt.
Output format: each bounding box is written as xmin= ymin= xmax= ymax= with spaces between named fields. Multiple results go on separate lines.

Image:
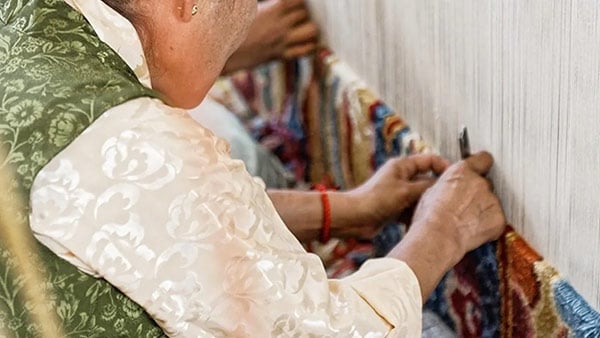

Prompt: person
xmin=0 ymin=0 xmax=505 ymax=336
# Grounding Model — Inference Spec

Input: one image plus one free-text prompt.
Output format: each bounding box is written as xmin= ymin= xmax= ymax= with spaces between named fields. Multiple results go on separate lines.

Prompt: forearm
xmin=267 ymin=189 xmax=367 ymax=242
xmin=386 ymin=222 xmax=460 ymax=302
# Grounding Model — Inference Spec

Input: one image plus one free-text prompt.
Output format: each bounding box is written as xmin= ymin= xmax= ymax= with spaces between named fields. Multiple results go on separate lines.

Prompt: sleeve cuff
xmin=342 ymin=257 xmax=423 ymax=336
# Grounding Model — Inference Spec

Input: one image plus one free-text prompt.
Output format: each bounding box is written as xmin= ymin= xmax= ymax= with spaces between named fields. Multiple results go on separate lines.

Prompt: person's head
xmin=102 ymin=0 xmax=257 ymax=108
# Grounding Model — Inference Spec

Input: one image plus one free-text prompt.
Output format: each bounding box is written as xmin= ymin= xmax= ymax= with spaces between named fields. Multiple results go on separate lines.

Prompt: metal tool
xmin=459 ymin=126 xmax=471 ymax=159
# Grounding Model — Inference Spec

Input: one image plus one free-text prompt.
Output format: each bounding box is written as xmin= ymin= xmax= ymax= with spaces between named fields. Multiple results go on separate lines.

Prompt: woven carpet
xmin=209 ymin=49 xmax=600 ymax=338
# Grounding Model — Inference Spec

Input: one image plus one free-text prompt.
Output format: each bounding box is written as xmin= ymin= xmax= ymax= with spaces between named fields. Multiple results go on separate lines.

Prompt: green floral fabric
xmin=0 ymin=0 xmax=165 ymax=336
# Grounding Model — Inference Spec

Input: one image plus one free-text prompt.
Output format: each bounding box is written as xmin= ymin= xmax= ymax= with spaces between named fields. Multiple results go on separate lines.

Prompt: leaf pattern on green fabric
xmin=0 ymin=0 xmax=165 ymax=336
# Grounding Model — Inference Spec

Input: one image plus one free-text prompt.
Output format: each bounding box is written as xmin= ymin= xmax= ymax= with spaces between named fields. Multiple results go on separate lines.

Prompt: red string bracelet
xmin=314 ymin=184 xmax=331 ymax=243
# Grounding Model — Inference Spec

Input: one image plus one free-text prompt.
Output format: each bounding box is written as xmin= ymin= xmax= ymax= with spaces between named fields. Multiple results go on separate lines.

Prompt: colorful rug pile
xmin=210 ymin=49 xmax=600 ymax=337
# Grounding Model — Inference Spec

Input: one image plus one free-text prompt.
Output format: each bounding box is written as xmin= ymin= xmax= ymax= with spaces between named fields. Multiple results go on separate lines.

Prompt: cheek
xmin=229 ymin=1 xmax=257 ymax=49
xmin=239 ymin=0 xmax=257 ymax=34
xmin=246 ymin=0 xmax=258 ymax=19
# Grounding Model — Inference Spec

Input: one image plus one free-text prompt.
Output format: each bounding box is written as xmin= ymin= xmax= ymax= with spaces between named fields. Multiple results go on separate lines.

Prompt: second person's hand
xmin=346 ymin=154 xmax=451 ymax=228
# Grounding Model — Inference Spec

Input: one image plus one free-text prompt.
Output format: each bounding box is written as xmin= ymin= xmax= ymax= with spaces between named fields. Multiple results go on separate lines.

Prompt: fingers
xmin=283 ymin=0 xmax=306 ymax=11
xmin=283 ymin=20 xmax=320 ymax=59
xmin=285 ymin=21 xmax=320 ymax=46
xmin=396 ymin=154 xmax=451 ymax=179
xmin=284 ymin=42 xmax=318 ymax=59
xmin=282 ymin=6 xmax=310 ymax=27
xmin=464 ymin=151 xmax=494 ymax=175
xmin=485 ymin=177 xmax=494 ymax=191
xmin=479 ymin=196 xmax=507 ymax=243
xmin=406 ymin=177 xmax=436 ymax=203
xmin=279 ymin=0 xmax=319 ymax=60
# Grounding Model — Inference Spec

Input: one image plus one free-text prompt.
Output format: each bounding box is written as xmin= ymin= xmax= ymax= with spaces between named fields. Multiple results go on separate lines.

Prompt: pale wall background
xmin=307 ymin=0 xmax=600 ymax=310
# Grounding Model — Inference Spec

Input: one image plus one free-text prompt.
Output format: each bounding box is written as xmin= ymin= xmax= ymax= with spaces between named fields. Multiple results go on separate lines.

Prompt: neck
xmin=147 ymin=58 xmax=216 ymax=109
xmin=133 ymin=12 xmax=222 ymax=109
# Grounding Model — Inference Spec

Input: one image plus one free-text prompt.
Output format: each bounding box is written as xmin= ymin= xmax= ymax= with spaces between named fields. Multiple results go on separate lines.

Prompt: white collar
xmin=63 ymin=0 xmax=153 ymax=88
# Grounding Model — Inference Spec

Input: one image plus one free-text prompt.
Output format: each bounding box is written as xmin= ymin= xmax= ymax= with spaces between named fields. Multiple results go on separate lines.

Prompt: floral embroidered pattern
xmin=0 ymin=0 xmax=163 ymax=336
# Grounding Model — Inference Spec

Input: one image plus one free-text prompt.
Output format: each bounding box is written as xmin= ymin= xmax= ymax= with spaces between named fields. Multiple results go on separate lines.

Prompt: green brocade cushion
xmin=0 ymin=0 xmax=165 ymax=336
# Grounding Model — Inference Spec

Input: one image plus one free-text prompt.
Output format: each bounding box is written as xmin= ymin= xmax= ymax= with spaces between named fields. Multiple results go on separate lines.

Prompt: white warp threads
xmin=308 ymin=0 xmax=600 ymax=311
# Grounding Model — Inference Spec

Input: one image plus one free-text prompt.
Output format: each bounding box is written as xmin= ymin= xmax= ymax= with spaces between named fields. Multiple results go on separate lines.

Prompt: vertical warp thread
xmin=307 ymin=0 xmax=600 ymax=311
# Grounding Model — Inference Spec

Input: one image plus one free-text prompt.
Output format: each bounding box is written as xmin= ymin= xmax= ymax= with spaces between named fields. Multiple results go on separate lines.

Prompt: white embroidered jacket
xmin=29 ymin=1 xmax=423 ymax=336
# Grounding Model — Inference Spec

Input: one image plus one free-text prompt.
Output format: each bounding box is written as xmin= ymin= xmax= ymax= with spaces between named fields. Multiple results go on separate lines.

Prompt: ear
xmin=177 ymin=0 xmax=196 ymax=22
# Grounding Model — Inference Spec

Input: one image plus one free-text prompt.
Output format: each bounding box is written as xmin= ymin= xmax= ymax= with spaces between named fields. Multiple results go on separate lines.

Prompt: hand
xmin=223 ymin=0 xmax=319 ymax=74
xmin=411 ymin=151 xmax=506 ymax=265
xmin=388 ymin=151 xmax=506 ymax=301
xmin=269 ymin=154 xmax=449 ymax=242
xmin=347 ymin=154 xmax=451 ymax=227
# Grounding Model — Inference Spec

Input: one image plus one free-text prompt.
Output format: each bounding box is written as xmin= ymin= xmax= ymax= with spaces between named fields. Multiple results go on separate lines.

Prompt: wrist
xmin=387 ymin=225 xmax=460 ymax=302
xmin=340 ymin=189 xmax=377 ymax=227
xmin=313 ymin=184 xmax=332 ymax=243
xmin=409 ymin=218 xmax=463 ymax=269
